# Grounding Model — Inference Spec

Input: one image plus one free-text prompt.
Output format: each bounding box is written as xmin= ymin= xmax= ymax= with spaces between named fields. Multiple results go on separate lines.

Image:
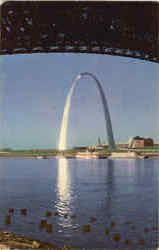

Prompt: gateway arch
xmin=58 ymin=72 xmax=115 ymax=150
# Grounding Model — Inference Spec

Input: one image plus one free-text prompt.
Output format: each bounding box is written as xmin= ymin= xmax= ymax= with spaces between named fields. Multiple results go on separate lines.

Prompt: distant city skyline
xmin=0 ymin=53 xmax=159 ymax=149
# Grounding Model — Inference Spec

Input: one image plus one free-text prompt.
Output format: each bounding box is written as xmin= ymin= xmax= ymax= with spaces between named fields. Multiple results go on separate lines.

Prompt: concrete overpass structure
xmin=0 ymin=1 xmax=159 ymax=63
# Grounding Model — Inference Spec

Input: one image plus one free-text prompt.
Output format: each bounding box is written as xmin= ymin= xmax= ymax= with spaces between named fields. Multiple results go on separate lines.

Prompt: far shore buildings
xmin=87 ymin=137 xmax=108 ymax=150
xmin=92 ymin=136 xmax=154 ymax=150
xmin=74 ymin=136 xmax=155 ymax=151
xmin=128 ymin=136 xmax=154 ymax=149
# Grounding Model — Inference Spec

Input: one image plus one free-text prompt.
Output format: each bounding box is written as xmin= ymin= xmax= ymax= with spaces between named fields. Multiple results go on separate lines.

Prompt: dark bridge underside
xmin=0 ymin=1 xmax=159 ymax=63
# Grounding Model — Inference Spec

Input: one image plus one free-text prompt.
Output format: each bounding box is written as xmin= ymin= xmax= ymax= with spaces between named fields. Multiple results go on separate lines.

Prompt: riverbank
xmin=0 ymin=231 xmax=55 ymax=249
xmin=0 ymin=231 xmax=78 ymax=250
xmin=0 ymin=151 xmax=159 ymax=159
xmin=109 ymin=152 xmax=149 ymax=159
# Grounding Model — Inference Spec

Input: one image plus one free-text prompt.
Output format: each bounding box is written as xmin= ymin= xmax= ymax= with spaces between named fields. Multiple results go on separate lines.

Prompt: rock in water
xmin=32 ymin=241 xmax=40 ymax=248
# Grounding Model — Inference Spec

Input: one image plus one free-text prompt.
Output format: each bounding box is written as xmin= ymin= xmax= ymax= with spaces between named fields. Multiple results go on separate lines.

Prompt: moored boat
xmin=36 ymin=156 xmax=43 ymax=159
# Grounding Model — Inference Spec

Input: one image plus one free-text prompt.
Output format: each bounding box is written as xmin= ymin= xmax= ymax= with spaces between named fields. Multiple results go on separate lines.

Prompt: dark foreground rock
xmin=0 ymin=231 xmax=78 ymax=249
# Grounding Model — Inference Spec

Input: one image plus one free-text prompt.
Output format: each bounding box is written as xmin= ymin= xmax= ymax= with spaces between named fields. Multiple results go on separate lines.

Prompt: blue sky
xmin=0 ymin=53 xmax=158 ymax=149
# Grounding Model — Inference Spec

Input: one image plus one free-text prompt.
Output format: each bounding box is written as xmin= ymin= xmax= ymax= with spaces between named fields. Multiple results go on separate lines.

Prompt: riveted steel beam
xmin=0 ymin=1 xmax=159 ymax=63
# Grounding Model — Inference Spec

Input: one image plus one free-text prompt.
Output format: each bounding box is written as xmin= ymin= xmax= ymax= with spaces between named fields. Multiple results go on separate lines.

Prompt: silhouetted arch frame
xmin=0 ymin=1 xmax=159 ymax=63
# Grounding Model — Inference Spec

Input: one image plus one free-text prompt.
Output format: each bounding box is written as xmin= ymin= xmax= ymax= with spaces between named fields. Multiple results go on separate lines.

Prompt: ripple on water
xmin=0 ymin=158 xmax=158 ymax=249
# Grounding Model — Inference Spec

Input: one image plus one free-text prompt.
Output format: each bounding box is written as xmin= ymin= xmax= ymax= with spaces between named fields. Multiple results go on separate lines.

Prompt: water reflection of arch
xmin=107 ymin=159 xmax=115 ymax=194
xmin=56 ymin=158 xmax=78 ymax=229
xmin=104 ymin=159 xmax=115 ymax=216
xmin=56 ymin=158 xmax=72 ymax=227
xmin=57 ymin=159 xmax=70 ymax=208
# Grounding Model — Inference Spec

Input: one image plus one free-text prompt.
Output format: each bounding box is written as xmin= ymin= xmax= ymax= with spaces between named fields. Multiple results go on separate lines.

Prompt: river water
xmin=0 ymin=158 xmax=158 ymax=249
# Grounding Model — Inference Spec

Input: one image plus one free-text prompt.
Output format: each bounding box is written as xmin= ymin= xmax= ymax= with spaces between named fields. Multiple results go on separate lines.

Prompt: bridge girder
xmin=0 ymin=1 xmax=159 ymax=63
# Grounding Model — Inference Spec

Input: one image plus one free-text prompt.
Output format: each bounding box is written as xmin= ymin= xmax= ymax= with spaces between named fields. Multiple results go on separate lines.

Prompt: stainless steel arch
xmin=58 ymin=72 xmax=115 ymax=150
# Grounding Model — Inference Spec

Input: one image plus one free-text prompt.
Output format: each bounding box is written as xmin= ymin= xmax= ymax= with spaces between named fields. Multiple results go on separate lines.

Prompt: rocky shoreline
xmin=0 ymin=231 xmax=78 ymax=250
xmin=0 ymin=231 xmax=55 ymax=249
